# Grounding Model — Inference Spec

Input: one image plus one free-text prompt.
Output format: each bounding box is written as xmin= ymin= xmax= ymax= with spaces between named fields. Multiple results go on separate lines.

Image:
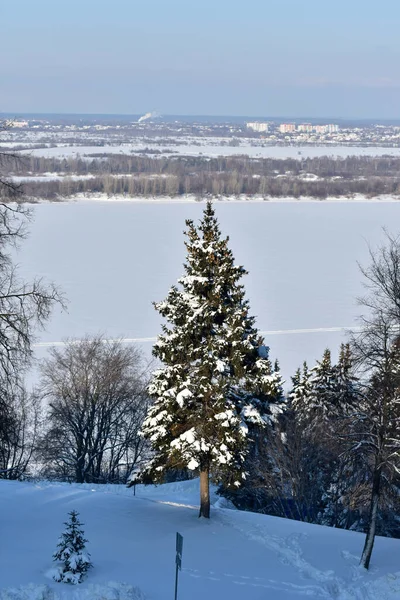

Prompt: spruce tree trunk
xmin=360 ymin=466 xmax=381 ymax=570
xmin=199 ymin=469 xmax=210 ymax=518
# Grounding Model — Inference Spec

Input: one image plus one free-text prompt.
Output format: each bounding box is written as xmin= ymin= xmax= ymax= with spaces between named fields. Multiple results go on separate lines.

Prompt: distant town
xmin=3 ymin=114 xmax=400 ymax=148
xmin=244 ymin=121 xmax=400 ymax=146
xmin=247 ymin=121 xmax=339 ymax=134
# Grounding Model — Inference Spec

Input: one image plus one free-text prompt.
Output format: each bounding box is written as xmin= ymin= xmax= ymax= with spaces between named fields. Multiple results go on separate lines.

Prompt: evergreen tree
xmin=286 ymin=359 xmax=331 ymax=521
xmin=309 ymin=349 xmax=337 ymax=424
xmin=291 ymin=349 xmax=342 ymax=428
xmin=290 ymin=352 xmax=346 ymax=523
xmin=320 ymin=344 xmax=360 ymax=527
xmin=220 ymin=358 xmax=286 ymax=512
xmin=53 ymin=510 xmax=92 ymax=584
xmin=334 ymin=343 xmax=359 ymax=415
xmin=289 ymin=361 xmax=313 ymax=418
xmin=141 ymin=202 xmax=284 ymax=518
xmin=291 ymin=347 xmax=358 ymax=428
xmin=290 ymin=346 xmax=362 ymax=528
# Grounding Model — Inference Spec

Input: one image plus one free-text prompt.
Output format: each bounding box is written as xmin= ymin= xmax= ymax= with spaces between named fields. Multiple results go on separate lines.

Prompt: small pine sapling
xmin=53 ymin=510 xmax=92 ymax=584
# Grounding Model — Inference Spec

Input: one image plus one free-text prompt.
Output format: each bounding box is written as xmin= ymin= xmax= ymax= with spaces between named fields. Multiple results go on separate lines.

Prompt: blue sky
xmin=2 ymin=0 xmax=400 ymax=117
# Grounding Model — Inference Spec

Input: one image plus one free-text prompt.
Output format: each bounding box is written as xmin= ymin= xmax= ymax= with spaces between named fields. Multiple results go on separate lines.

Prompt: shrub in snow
xmin=52 ymin=510 xmax=92 ymax=584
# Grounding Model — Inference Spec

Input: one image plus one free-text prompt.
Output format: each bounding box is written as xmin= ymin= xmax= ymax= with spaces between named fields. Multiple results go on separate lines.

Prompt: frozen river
xmin=24 ymin=142 xmax=400 ymax=160
xmin=17 ymin=200 xmax=400 ymax=383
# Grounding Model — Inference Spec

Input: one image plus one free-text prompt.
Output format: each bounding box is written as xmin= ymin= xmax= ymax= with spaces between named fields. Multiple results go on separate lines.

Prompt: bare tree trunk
xmin=76 ymin=447 xmax=85 ymax=484
xmin=199 ymin=469 xmax=210 ymax=519
xmin=360 ymin=466 xmax=381 ymax=570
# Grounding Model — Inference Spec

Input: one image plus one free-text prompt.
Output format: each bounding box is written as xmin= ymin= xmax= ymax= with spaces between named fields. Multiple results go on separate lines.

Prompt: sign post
xmin=174 ymin=532 xmax=183 ymax=600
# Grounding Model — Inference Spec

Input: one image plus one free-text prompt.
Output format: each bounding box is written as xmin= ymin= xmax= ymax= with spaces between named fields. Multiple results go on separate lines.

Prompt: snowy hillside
xmin=1 ymin=479 xmax=400 ymax=599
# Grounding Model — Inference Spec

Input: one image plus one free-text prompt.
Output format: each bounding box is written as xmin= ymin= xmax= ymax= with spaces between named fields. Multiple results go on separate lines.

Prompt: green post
xmin=174 ymin=532 xmax=183 ymax=600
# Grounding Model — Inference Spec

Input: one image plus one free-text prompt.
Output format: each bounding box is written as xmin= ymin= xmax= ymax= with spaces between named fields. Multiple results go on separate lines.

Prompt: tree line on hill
xmin=4 ymin=154 xmax=400 ymax=200
xmin=19 ymin=153 xmax=400 ymax=177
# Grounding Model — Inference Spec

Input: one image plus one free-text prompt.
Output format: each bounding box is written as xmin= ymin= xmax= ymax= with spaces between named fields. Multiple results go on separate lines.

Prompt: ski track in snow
xmin=32 ymin=326 xmax=361 ymax=348
xmin=218 ymin=513 xmax=340 ymax=598
xmin=218 ymin=511 xmax=400 ymax=600
xmin=183 ymin=564 xmax=333 ymax=596
xmin=20 ymin=201 xmax=400 ymax=382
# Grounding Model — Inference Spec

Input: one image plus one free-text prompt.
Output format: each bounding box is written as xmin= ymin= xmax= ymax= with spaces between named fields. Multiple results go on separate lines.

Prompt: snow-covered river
xmin=17 ymin=200 xmax=400 ymax=382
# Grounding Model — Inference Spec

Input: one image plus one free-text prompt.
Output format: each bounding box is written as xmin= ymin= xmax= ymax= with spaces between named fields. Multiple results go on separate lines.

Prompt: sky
xmin=1 ymin=0 xmax=400 ymax=118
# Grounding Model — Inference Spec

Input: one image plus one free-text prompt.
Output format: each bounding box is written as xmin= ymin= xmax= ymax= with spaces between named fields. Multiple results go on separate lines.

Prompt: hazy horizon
xmin=3 ymin=112 xmax=400 ymax=124
xmin=2 ymin=0 xmax=400 ymax=119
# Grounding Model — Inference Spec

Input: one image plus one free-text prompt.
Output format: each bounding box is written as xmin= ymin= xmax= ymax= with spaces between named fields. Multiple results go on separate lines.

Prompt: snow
xmin=172 ymin=428 xmax=196 ymax=446
xmin=215 ymin=359 xmax=226 ymax=373
xmin=1 ymin=479 xmax=400 ymax=599
xmin=215 ymin=409 xmax=237 ymax=427
xmin=11 ymin=175 xmax=96 ymax=183
xmin=187 ymin=458 xmax=199 ymax=470
xmin=0 ymin=581 xmax=145 ymax=599
xmin=20 ymin=142 xmax=400 ymax=160
xmin=34 ymin=192 xmax=400 ymax=204
xmin=16 ymin=201 xmax=400 ymax=383
xmin=175 ymin=388 xmax=192 ymax=407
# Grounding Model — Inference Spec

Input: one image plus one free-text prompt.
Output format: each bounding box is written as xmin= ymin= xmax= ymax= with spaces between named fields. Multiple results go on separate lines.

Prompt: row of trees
xmin=8 ymin=173 xmax=400 ymax=201
xmin=225 ymin=347 xmax=358 ymax=524
xmin=6 ymin=154 xmax=400 ymax=201
xmin=16 ymin=154 xmax=400 ymax=178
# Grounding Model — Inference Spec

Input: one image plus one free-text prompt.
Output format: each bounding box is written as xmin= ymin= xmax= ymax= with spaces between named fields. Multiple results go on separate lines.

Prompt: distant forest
xmin=5 ymin=154 xmax=400 ymax=200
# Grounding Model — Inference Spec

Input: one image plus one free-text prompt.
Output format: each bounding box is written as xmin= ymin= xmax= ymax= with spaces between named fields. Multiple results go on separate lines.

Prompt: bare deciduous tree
xmin=0 ymin=385 xmax=43 ymax=479
xmin=0 ymin=122 xmax=63 ymax=480
xmin=358 ymin=231 xmax=400 ymax=325
xmin=0 ymin=121 xmax=63 ymax=382
xmin=349 ymin=313 xmax=400 ymax=569
xmin=39 ymin=336 xmax=150 ymax=484
xmin=349 ymin=231 xmax=400 ymax=569
xmin=0 ymin=120 xmax=24 ymax=199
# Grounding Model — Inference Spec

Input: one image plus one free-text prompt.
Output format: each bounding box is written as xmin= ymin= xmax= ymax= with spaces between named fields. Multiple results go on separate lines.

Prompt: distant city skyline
xmin=2 ymin=0 xmax=400 ymax=118
xmin=6 ymin=113 xmax=400 ymax=126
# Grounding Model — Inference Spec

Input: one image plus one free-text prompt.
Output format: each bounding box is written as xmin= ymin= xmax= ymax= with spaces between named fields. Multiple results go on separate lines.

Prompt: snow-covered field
xmin=1 ymin=478 xmax=400 ymax=599
xmin=14 ymin=200 xmax=400 ymax=382
xmin=20 ymin=142 xmax=400 ymax=160
xmin=12 ymin=175 xmax=96 ymax=183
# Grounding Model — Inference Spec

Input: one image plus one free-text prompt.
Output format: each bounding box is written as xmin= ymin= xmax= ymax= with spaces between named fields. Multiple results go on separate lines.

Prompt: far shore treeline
xmin=5 ymin=154 xmax=400 ymax=200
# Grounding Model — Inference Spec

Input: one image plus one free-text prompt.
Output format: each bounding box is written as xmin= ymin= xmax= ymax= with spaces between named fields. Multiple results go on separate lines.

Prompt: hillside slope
xmin=0 ymin=479 xmax=399 ymax=599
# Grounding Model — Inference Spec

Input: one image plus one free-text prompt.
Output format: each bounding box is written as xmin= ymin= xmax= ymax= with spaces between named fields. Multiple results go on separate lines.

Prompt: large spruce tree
xmin=141 ymin=202 xmax=283 ymax=518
